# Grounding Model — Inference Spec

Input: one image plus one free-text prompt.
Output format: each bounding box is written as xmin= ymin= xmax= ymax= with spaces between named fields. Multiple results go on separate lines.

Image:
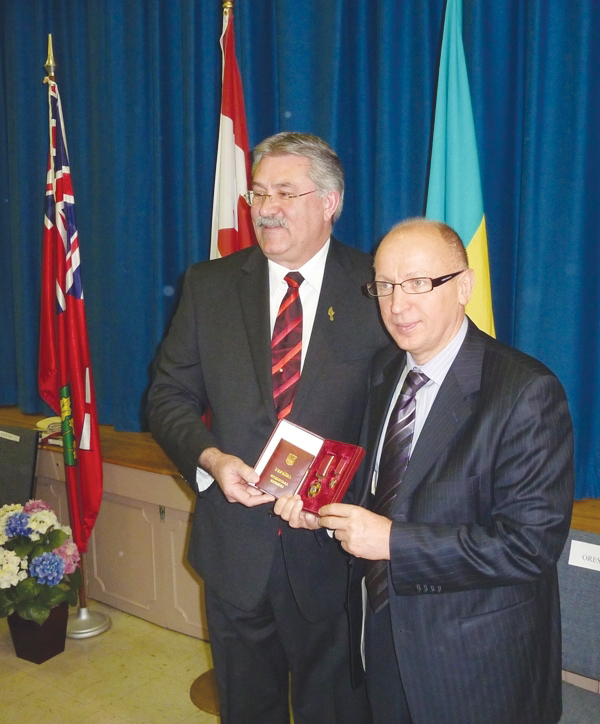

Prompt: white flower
xmin=0 ymin=548 xmax=28 ymax=589
xmin=27 ymin=510 xmax=61 ymax=539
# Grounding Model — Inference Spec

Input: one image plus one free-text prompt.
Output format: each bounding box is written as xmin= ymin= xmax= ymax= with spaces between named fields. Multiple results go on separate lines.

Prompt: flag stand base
xmin=190 ymin=668 xmax=220 ymax=715
xmin=66 ymin=606 xmax=111 ymax=639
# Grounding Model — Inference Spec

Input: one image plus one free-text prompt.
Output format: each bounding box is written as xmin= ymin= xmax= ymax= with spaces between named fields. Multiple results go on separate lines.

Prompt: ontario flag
xmin=38 ymin=78 xmax=102 ymax=553
xmin=210 ymin=2 xmax=255 ymax=259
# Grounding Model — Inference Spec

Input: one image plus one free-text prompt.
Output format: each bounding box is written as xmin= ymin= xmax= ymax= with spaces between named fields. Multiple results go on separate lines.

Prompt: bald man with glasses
xmin=277 ymin=218 xmax=574 ymax=724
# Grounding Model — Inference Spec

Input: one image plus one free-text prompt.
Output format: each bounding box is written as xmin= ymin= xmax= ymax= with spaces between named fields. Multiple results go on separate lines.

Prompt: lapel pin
xmin=328 ymin=306 xmax=335 ymax=321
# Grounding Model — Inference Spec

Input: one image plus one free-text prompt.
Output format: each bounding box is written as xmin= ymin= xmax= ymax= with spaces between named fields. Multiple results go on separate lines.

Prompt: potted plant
xmin=0 ymin=500 xmax=81 ymax=663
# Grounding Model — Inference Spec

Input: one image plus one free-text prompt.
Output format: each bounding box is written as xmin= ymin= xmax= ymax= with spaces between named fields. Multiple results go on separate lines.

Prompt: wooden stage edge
xmin=0 ymin=405 xmax=179 ymax=478
xmin=1 ymin=406 xmax=599 ymax=534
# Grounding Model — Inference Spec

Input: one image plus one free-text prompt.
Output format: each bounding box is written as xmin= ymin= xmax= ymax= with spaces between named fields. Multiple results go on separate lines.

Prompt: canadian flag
xmin=210 ymin=5 xmax=255 ymax=259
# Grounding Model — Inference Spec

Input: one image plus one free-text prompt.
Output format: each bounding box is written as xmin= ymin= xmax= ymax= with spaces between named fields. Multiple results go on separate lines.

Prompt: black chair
xmin=0 ymin=425 xmax=40 ymax=506
xmin=558 ymin=529 xmax=600 ymax=723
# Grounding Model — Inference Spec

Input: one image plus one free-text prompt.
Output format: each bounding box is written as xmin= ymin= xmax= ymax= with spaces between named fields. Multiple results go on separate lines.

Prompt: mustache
xmin=256 ymin=216 xmax=288 ymax=228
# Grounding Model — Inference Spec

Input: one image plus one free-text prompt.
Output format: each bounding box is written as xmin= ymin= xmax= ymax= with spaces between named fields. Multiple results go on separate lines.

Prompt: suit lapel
xmin=395 ymin=322 xmax=485 ymax=505
xmin=357 ymin=347 xmax=406 ymax=507
xmin=289 ymin=240 xmax=355 ymax=420
xmin=238 ymin=248 xmax=278 ymax=426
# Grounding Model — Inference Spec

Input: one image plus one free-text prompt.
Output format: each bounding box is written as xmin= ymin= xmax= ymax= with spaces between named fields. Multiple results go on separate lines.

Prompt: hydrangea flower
xmin=23 ymin=500 xmax=52 ymax=514
xmin=0 ymin=504 xmax=24 ymax=545
xmin=0 ymin=504 xmax=23 ymax=515
xmin=54 ymin=539 xmax=80 ymax=575
xmin=29 ymin=552 xmax=66 ymax=586
xmin=27 ymin=510 xmax=61 ymax=540
xmin=0 ymin=548 xmax=28 ymax=589
xmin=1 ymin=501 xmax=80 ymax=624
xmin=5 ymin=512 xmax=33 ymax=539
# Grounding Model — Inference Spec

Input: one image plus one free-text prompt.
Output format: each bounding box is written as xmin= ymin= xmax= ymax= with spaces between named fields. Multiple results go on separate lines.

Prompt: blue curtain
xmin=1 ymin=1 xmax=598 ymax=499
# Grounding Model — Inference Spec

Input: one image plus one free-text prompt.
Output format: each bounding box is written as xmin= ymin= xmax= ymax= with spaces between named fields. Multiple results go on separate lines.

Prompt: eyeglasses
xmin=244 ymin=190 xmax=317 ymax=206
xmin=365 ymin=270 xmax=465 ymax=297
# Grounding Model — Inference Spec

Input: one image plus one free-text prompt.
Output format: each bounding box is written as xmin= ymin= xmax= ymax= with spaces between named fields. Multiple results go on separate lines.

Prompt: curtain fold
xmin=1 ymin=0 xmax=598 ymax=497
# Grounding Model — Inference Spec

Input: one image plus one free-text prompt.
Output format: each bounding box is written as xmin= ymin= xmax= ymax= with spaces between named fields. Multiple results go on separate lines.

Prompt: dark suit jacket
xmin=358 ymin=320 xmax=574 ymax=724
xmin=147 ymin=239 xmax=389 ymax=621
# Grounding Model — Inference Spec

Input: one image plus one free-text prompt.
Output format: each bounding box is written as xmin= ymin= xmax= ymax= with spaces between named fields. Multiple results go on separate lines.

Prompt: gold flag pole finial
xmin=223 ymin=1 xmax=233 ymax=16
xmin=44 ymin=34 xmax=57 ymax=80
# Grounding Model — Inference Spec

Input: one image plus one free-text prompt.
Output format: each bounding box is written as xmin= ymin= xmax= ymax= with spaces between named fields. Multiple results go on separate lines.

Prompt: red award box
xmin=254 ymin=420 xmax=365 ymax=513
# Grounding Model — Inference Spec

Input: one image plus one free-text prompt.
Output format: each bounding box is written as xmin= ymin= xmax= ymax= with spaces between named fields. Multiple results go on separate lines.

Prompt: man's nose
xmin=390 ymin=285 xmax=411 ymax=314
xmin=258 ymin=194 xmax=281 ymax=214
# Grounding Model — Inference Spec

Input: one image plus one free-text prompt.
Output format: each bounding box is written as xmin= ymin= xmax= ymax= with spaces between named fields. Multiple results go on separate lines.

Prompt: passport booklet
xmin=253 ymin=419 xmax=365 ymax=513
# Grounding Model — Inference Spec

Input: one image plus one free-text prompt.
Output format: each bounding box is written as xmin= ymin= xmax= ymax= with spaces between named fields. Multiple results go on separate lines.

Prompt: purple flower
xmin=29 ymin=552 xmax=66 ymax=586
xmin=23 ymin=500 xmax=52 ymax=514
xmin=5 ymin=512 xmax=32 ymax=538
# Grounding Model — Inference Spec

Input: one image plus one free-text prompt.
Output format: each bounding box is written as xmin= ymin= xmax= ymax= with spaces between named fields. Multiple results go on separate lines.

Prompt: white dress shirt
xmin=371 ymin=315 xmax=468 ymax=494
xmin=197 ymin=240 xmax=331 ymax=490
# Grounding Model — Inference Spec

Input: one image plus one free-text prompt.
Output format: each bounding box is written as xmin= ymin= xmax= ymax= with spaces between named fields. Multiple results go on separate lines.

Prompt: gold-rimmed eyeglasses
xmin=244 ymin=190 xmax=317 ymax=206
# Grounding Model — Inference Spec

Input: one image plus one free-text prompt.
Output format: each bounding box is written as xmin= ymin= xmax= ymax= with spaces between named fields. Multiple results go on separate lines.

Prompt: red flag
xmin=210 ymin=4 xmax=255 ymax=259
xmin=38 ymin=79 xmax=102 ymax=553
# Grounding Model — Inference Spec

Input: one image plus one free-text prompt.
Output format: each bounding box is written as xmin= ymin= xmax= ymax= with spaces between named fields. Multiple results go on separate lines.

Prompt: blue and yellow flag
xmin=425 ymin=0 xmax=495 ymax=336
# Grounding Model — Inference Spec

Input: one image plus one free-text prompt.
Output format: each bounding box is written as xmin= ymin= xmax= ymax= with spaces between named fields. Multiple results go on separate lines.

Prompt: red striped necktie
xmin=272 ymin=272 xmax=304 ymax=419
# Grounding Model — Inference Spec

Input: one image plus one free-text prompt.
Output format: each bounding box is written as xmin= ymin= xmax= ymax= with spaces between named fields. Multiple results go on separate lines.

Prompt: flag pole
xmin=42 ymin=34 xmax=110 ymax=639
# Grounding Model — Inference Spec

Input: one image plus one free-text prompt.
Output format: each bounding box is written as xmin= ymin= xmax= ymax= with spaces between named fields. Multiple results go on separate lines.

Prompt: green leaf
xmin=11 ymin=538 xmax=34 ymax=558
xmin=46 ymin=529 xmax=68 ymax=549
xmin=0 ymin=600 xmax=16 ymax=618
xmin=39 ymin=584 xmax=67 ymax=608
xmin=1 ymin=588 xmax=18 ymax=604
xmin=15 ymin=577 xmax=41 ymax=601
xmin=30 ymin=543 xmax=49 ymax=558
xmin=68 ymin=568 xmax=83 ymax=590
xmin=66 ymin=587 xmax=79 ymax=606
xmin=17 ymin=599 xmax=51 ymax=625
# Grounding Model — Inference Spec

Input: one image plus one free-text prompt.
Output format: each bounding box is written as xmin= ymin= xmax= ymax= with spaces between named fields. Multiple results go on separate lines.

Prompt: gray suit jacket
xmin=358 ymin=320 xmax=574 ymax=723
xmin=147 ymin=239 xmax=389 ymax=620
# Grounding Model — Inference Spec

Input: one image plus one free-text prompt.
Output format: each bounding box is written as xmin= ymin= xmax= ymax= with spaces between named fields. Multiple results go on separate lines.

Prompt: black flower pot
xmin=7 ymin=600 xmax=69 ymax=664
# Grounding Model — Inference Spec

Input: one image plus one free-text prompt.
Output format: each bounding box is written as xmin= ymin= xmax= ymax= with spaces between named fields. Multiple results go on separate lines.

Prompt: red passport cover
xmin=255 ymin=439 xmax=315 ymax=497
xmin=254 ymin=420 xmax=365 ymax=513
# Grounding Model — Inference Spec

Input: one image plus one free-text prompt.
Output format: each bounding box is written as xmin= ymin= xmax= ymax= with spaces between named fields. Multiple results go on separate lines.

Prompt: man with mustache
xmin=147 ymin=132 xmax=389 ymax=723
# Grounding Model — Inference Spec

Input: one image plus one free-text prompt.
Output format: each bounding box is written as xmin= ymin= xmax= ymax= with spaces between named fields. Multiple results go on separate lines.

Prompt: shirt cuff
xmin=196 ymin=466 xmax=214 ymax=492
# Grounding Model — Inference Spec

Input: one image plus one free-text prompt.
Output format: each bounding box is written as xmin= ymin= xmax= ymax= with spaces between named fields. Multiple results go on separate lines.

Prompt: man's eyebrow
xmin=375 ymin=271 xmax=426 ymax=280
xmin=252 ymin=180 xmax=297 ymax=190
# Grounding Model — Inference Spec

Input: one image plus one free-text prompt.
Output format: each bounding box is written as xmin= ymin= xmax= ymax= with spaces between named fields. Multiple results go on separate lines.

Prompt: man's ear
xmin=459 ymin=268 xmax=475 ymax=306
xmin=322 ymin=190 xmax=340 ymax=222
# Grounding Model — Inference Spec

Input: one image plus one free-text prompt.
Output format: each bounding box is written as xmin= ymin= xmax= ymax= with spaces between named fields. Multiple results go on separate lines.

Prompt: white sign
xmin=568 ymin=539 xmax=600 ymax=573
xmin=0 ymin=430 xmax=20 ymax=443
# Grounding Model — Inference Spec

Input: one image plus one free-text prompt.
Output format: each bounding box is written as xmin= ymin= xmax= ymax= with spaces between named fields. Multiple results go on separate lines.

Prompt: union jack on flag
xmin=38 ymin=78 xmax=102 ymax=553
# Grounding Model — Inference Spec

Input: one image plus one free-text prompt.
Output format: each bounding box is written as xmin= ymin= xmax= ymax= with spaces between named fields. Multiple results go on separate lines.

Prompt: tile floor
xmin=0 ymin=600 xmax=219 ymax=723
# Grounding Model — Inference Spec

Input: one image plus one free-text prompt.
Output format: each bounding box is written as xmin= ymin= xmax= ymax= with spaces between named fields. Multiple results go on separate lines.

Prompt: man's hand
xmin=199 ymin=447 xmax=274 ymax=507
xmin=274 ymin=494 xmax=320 ymax=530
xmin=318 ymin=503 xmax=392 ymax=560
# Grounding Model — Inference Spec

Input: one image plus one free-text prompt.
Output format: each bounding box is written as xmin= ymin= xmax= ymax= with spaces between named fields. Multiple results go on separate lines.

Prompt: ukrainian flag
xmin=425 ymin=0 xmax=495 ymax=336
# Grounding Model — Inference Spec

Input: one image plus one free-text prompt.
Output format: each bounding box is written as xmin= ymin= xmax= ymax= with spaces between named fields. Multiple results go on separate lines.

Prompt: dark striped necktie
xmin=366 ymin=369 xmax=430 ymax=612
xmin=272 ymin=272 xmax=304 ymax=419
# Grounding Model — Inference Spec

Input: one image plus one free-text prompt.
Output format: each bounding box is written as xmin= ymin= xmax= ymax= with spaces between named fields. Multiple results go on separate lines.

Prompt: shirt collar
xmin=406 ymin=316 xmax=468 ymax=387
xmin=268 ymin=239 xmax=330 ymax=295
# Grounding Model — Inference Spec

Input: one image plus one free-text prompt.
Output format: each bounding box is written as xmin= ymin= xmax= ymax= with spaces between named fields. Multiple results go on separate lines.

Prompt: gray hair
xmin=252 ymin=132 xmax=345 ymax=222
